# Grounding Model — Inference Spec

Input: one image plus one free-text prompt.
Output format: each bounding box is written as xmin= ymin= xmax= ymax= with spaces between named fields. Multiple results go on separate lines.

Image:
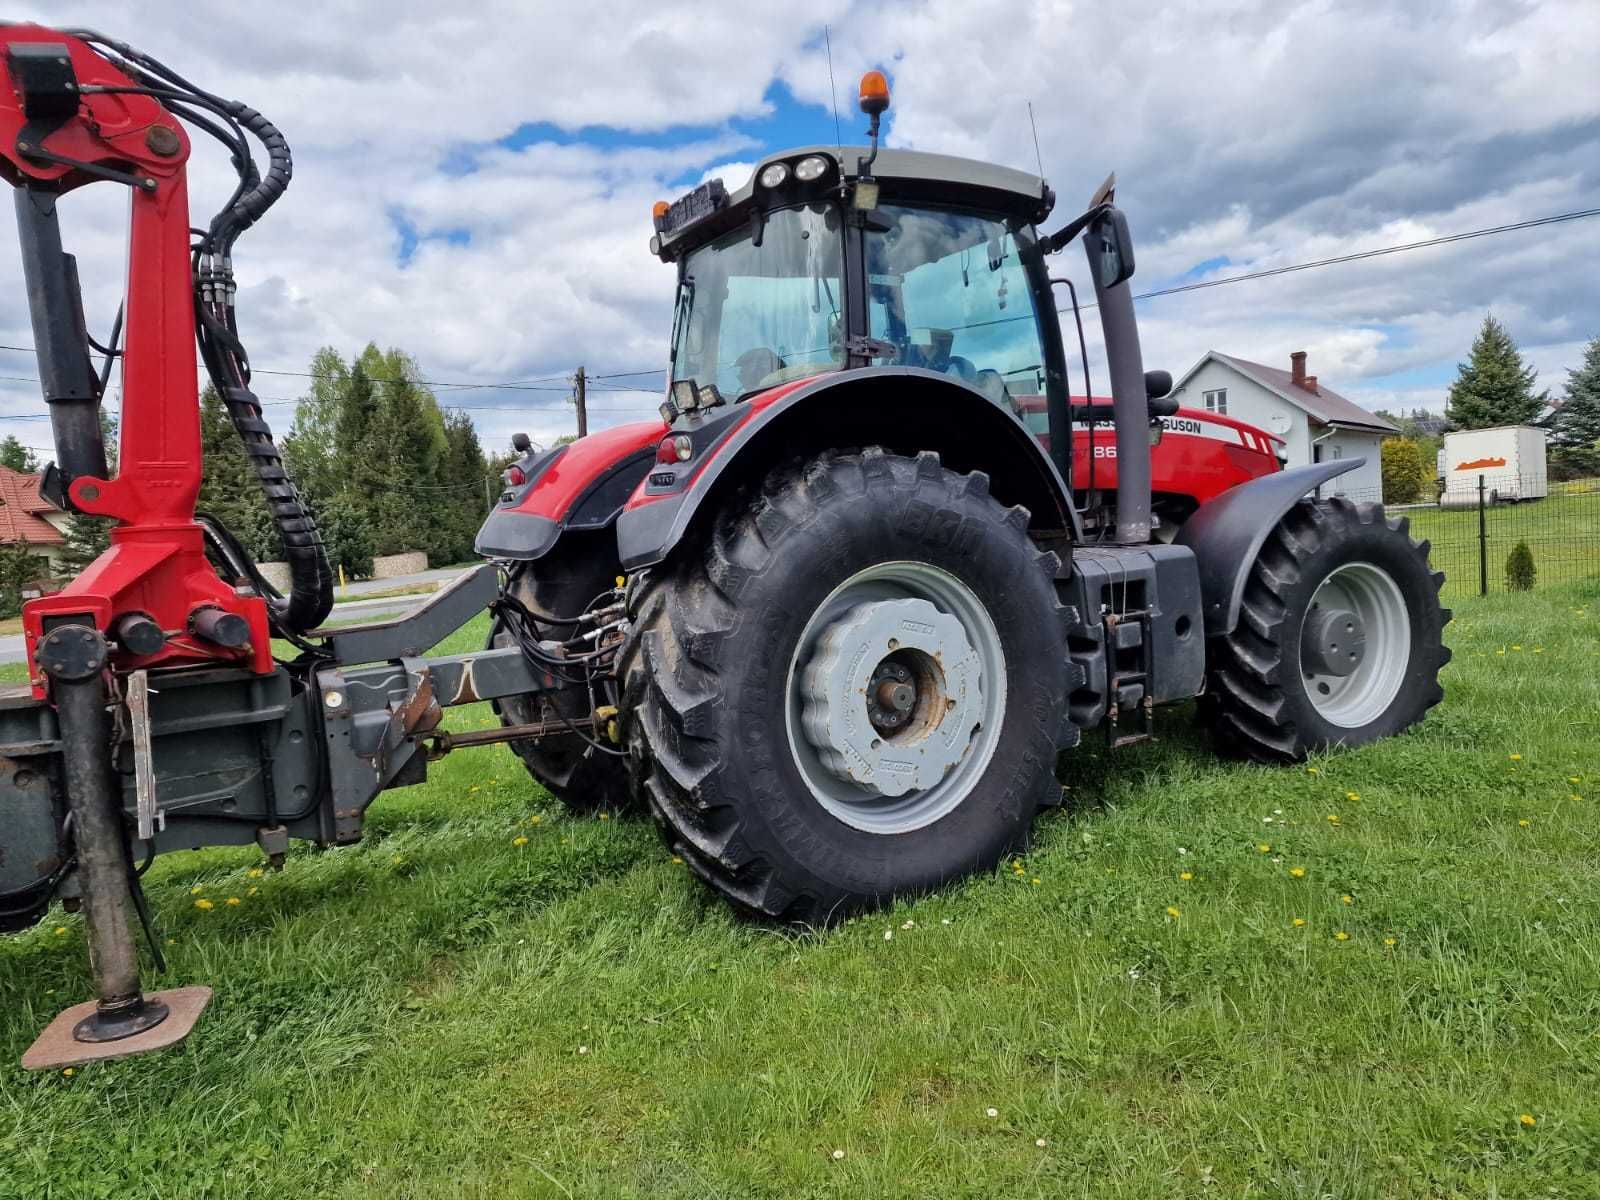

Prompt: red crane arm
xmin=1 ymin=25 xmax=274 ymax=692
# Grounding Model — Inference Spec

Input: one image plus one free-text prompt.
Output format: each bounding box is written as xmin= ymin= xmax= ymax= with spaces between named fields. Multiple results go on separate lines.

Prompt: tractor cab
xmin=651 ymin=140 xmax=1064 ymax=436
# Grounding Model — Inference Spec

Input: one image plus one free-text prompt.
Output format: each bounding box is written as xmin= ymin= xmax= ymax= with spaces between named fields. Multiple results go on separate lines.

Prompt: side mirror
xmin=1145 ymin=369 xmax=1172 ymax=399
xmin=1086 ymin=208 xmax=1135 ymax=289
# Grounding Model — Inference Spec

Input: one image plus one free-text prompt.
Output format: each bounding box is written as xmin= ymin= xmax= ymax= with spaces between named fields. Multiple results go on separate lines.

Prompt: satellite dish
xmin=1268 ymin=413 xmax=1293 ymax=434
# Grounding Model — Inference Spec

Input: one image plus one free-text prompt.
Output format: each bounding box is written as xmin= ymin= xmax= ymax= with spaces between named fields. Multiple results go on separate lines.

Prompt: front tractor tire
xmin=619 ymin=450 xmax=1071 ymax=923
xmin=1206 ymin=496 xmax=1450 ymax=761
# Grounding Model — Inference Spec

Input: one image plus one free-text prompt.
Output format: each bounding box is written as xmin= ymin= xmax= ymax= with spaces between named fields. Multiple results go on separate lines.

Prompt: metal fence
xmin=1329 ymin=473 xmax=1600 ymax=602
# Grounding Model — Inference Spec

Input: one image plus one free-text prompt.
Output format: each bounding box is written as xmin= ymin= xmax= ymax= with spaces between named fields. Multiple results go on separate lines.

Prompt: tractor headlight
xmin=794 ymin=155 xmax=829 ymax=182
xmin=758 ymin=162 xmax=790 ymax=188
xmin=672 ymin=378 xmax=698 ymax=412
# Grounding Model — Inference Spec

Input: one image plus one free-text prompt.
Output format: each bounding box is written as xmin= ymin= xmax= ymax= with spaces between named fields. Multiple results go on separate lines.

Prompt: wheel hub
xmin=1302 ymin=606 xmax=1365 ymax=677
xmin=799 ymin=597 xmax=982 ymax=798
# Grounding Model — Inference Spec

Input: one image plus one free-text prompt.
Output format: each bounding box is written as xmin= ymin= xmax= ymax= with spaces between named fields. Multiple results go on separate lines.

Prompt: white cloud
xmin=0 ymin=0 xmax=1593 ymax=462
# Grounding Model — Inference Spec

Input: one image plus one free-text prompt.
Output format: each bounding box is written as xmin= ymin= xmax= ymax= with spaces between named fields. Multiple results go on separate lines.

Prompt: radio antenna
xmin=1027 ymin=100 xmax=1044 ymax=176
xmin=825 ymin=25 xmax=843 ymax=153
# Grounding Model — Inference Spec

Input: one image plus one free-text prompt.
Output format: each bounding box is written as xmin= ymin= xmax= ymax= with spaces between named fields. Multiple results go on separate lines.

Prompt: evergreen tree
xmin=0 ymin=543 xmax=46 ymax=618
xmin=1551 ymin=333 xmax=1600 ymax=449
xmin=0 ymin=435 xmax=37 ymax=473
xmin=1445 ymin=314 xmax=1549 ymax=430
xmin=359 ymin=346 xmax=450 ymax=560
xmin=283 ymin=346 xmax=348 ymax=506
xmin=439 ymin=409 xmax=489 ymax=563
xmin=198 ymin=384 xmax=277 ymax=561
xmin=56 ymin=514 xmax=112 ymax=576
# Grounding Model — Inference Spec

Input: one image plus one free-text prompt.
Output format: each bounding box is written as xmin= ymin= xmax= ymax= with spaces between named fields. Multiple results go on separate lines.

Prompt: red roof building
xmin=0 ymin=466 xmax=67 ymax=553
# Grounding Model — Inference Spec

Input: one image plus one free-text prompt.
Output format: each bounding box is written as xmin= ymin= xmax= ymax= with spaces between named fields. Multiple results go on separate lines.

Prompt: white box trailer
xmin=1440 ymin=425 xmax=1547 ymax=507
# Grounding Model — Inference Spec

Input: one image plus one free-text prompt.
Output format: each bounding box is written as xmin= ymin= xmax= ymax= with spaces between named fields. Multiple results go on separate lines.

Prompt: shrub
xmin=1505 ymin=540 xmax=1536 ymax=591
xmin=1380 ymin=437 xmax=1430 ymax=505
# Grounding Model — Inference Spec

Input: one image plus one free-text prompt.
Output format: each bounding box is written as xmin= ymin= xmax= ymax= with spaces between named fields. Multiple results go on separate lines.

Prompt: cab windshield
xmin=670 ymin=203 xmax=844 ymax=398
xmin=864 ymin=206 xmax=1045 ymax=414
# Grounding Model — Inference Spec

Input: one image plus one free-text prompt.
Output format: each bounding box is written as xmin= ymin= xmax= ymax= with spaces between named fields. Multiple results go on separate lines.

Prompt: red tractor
xmin=0 ymin=32 xmax=1447 ymax=1068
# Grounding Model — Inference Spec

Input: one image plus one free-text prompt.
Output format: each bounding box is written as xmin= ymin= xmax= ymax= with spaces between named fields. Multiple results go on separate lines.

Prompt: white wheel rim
xmin=784 ymin=561 xmax=1007 ymax=834
xmin=1299 ymin=561 xmax=1410 ymax=729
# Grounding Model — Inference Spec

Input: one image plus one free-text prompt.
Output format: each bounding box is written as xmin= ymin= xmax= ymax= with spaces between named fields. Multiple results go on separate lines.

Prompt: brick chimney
xmin=1289 ymin=350 xmax=1319 ymax=394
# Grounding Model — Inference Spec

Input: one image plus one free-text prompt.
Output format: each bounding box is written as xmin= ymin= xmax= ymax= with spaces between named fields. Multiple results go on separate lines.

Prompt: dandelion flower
xmin=468 ymin=785 xmax=480 ymax=793
xmin=62 ymin=1067 xmax=74 ymax=1077
xmin=1509 ymin=753 xmax=1522 ymax=762
xmin=1384 ymin=937 xmax=1397 ymax=947
xmin=1290 ymin=866 xmax=1307 ymax=878
xmin=392 ymin=854 xmax=404 ymax=865
xmin=600 ymin=813 xmax=610 ymax=821
xmin=1572 ymin=794 xmax=1584 ymax=803
xmin=194 ymin=898 xmax=214 ymax=911
xmin=671 ymin=856 xmax=683 ymax=864
xmin=985 ymin=1107 xmax=999 ymax=1118
xmin=1334 ymin=931 xmax=1350 ymax=942
xmin=1327 ymin=814 xmax=1340 ymax=825
xmin=1257 ymin=843 xmax=1271 ymax=853
xmin=1569 ymin=776 xmax=1582 ymax=785
xmin=1512 ymin=645 xmax=1523 ymax=651
xmin=1519 ymin=819 xmax=1530 ymax=828
xmin=247 ymin=867 xmax=264 ymax=879
xmin=1345 ymin=792 xmax=1360 ymax=802
xmin=513 ymin=835 xmax=528 ymax=846
xmin=529 ymin=815 xmax=541 ymax=825
xmin=190 ymin=884 xmax=204 ymax=895
xmin=1341 ymin=894 xmax=1353 ymax=905
xmin=53 ymin=926 xmax=67 ymax=936
xmin=225 ymin=896 xmax=240 ymax=907
xmin=1307 ymin=766 xmax=1320 ymax=775
xmin=1165 ymin=906 xmax=1181 ymax=920
xmin=832 ymin=1149 xmax=846 ymax=1161
xmin=247 ymin=887 xmax=258 ymax=896
xmin=1031 ymin=877 xmax=1041 ymax=886
xmin=1519 ymin=1113 xmax=1536 ymax=1128
xmin=1179 ymin=871 xmax=1193 ymax=881
xmin=1292 ymin=918 xmax=1307 ymax=928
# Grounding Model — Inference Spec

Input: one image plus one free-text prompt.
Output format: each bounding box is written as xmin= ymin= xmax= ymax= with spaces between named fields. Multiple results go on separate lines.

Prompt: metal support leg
xmin=22 ymin=621 xmax=210 ymax=1070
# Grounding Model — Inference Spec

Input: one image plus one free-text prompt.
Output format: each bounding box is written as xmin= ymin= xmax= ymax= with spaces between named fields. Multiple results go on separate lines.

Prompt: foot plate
xmin=21 ymin=987 xmax=212 ymax=1071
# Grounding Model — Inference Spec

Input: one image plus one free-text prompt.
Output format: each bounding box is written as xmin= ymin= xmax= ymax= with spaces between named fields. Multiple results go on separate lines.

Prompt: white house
xmin=1170 ymin=350 xmax=1398 ymax=498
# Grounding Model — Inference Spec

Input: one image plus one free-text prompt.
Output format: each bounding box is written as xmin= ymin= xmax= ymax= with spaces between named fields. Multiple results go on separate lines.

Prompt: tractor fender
xmin=614 ymin=367 xmax=1077 ymax=571
xmin=474 ymin=422 xmax=662 ymax=561
xmin=1175 ymin=458 xmax=1364 ymax=638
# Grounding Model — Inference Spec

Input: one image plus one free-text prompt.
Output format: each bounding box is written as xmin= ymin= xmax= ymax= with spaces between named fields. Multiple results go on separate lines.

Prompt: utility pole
xmin=572 ymin=366 xmax=588 ymax=439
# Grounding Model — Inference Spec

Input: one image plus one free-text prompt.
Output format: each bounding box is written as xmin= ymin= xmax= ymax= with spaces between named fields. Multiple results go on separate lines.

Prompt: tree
xmin=0 ymin=435 xmax=37 ymax=473
xmin=1551 ymin=333 xmax=1600 ymax=449
xmin=438 ymin=409 xmax=489 ymax=564
xmin=198 ymin=384 xmax=277 ymax=561
xmin=358 ymin=346 xmax=450 ymax=560
xmin=1505 ymin=540 xmax=1536 ymax=591
xmin=56 ymin=513 xmax=112 ymax=576
xmin=283 ymin=346 xmax=349 ymax=505
xmin=0 ymin=543 xmax=47 ymax=618
xmin=1380 ymin=437 xmax=1430 ymax=504
xmin=1445 ymin=314 xmax=1549 ymax=430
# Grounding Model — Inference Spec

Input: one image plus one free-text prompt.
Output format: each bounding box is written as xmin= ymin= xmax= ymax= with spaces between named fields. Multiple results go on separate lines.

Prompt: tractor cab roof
xmin=650 ymin=145 xmax=1056 ymax=262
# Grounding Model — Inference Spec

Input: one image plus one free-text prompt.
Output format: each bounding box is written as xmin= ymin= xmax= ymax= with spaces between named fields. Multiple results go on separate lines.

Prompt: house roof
xmin=0 ymin=467 xmax=65 ymax=546
xmin=1176 ymin=351 xmax=1400 ymax=436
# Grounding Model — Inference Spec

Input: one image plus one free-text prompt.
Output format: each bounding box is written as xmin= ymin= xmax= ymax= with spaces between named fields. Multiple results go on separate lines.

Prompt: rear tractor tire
xmin=1206 ymin=496 xmax=1450 ymax=761
xmin=492 ymin=544 xmax=635 ymax=813
xmin=618 ymin=449 xmax=1072 ymax=923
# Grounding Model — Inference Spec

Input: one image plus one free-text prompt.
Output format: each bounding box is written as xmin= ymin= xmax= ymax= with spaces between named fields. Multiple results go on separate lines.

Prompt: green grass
xmin=3 ymin=586 xmax=1599 ymax=1198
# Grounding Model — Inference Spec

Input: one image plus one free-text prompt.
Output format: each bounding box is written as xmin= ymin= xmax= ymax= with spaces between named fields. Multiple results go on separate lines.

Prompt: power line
xmin=1125 ymin=206 xmax=1600 ymax=304
xmin=0 ymin=202 xmax=1593 ymax=410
